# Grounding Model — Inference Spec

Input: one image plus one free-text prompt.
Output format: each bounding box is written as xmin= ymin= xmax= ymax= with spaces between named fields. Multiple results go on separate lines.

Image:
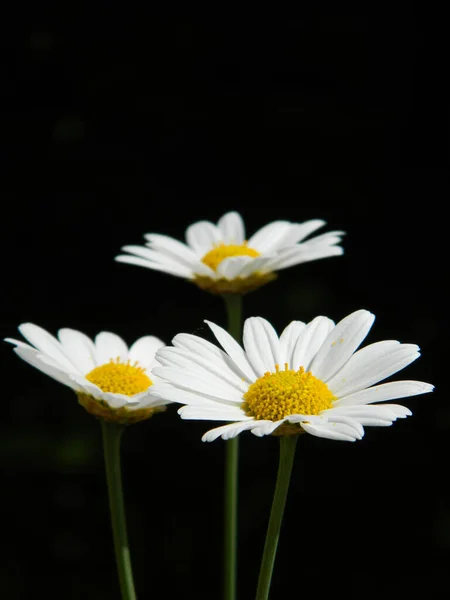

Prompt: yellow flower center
xmin=201 ymin=243 xmax=260 ymax=271
xmin=85 ymin=358 xmax=152 ymax=396
xmin=243 ymin=364 xmax=335 ymax=421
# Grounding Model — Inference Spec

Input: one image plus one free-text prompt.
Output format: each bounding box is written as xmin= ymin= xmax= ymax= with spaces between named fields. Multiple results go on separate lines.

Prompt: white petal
xmin=4 ymin=337 xmax=38 ymax=350
xmin=172 ymin=331 xmax=230 ymax=362
xmin=309 ymin=309 xmax=375 ymax=382
xmin=130 ymin=393 xmax=172 ymax=409
xmin=334 ymin=380 xmax=434 ymax=407
xmin=128 ymin=336 xmax=166 ymax=368
xmin=94 ymin=332 xmax=128 ymax=365
xmin=57 ymin=328 xmax=97 ymax=374
xmin=243 ymin=317 xmax=282 ymax=374
xmin=328 ymin=342 xmax=420 ymax=398
xmin=143 ymin=233 xmax=205 ymax=268
xmin=205 ymin=320 xmax=257 ymax=382
xmin=216 ymin=256 xmax=254 ymax=279
xmin=301 ymin=419 xmax=363 ymax=442
xmin=324 ymin=404 xmax=412 ymax=426
xmin=236 ymin=256 xmax=274 ymax=277
xmin=100 ymin=392 xmax=131 ymax=409
xmin=115 ymin=254 xmax=193 ymax=278
xmin=185 ymin=220 xmax=222 ymax=253
xmin=247 ymin=221 xmax=292 ymax=252
xmin=279 ymin=220 xmax=326 ymax=245
xmin=178 ymin=405 xmax=246 ymax=421
xmin=250 ymin=419 xmax=285 ymax=437
xmin=17 ymin=323 xmax=79 ymax=373
xmin=119 ymin=245 xmax=204 ymax=276
xmin=13 ymin=346 xmax=75 ymax=388
xmin=152 ymin=367 xmax=242 ymax=406
xmin=291 ymin=316 xmax=335 ymax=371
xmin=201 ymin=419 xmax=257 ymax=442
xmin=156 ymin=346 xmax=248 ymax=392
xmin=150 ymin=381 xmax=223 ymax=407
xmin=302 ymin=230 xmax=345 ymax=247
xmin=217 ymin=211 xmax=245 ymax=244
xmin=279 ymin=321 xmax=306 ymax=366
xmin=265 ymin=245 xmax=343 ymax=271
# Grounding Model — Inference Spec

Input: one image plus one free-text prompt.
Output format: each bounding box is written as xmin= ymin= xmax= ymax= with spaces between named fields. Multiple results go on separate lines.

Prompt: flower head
xmin=115 ymin=211 xmax=344 ymax=295
xmin=5 ymin=324 xmax=170 ymax=425
xmin=151 ymin=310 xmax=434 ymax=442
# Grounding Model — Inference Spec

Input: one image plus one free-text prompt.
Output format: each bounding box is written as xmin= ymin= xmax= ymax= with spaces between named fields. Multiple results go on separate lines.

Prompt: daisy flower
xmin=115 ymin=211 xmax=344 ymax=295
xmin=5 ymin=324 xmax=170 ymax=425
xmin=151 ymin=309 xmax=434 ymax=442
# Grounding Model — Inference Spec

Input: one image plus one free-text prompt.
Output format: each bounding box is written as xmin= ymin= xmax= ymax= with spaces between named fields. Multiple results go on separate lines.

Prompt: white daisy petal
xmin=291 ymin=316 xmax=335 ymax=371
xmin=94 ymin=332 xmax=129 ymax=365
xmin=279 ymin=321 xmax=306 ymax=366
xmin=279 ymin=219 xmax=326 ymax=245
xmin=17 ymin=323 xmax=78 ymax=373
xmin=100 ymin=392 xmax=132 ymax=409
xmin=264 ymin=245 xmax=343 ymax=271
xmin=130 ymin=393 xmax=171 ymax=409
xmin=57 ymin=328 xmax=97 ymax=374
xmin=204 ymin=320 xmax=257 ymax=381
xmin=152 ymin=367 xmax=242 ymax=406
xmin=143 ymin=233 xmax=204 ymax=268
xmin=243 ymin=317 xmax=282 ymax=373
xmin=185 ymin=220 xmax=222 ymax=253
xmin=251 ymin=419 xmax=286 ymax=437
xmin=324 ymin=405 xmax=411 ymax=425
xmin=4 ymin=337 xmax=38 ymax=351
xmin=119 ymin=245 xmax=201 ymax=276
xmin=328 ymin=343 xmax=421 ymax=398
xmin=128 ymin=336 xmax=165 ymax=368
xmin=202 ymin=419 xmax=257 ymax=442
xmin=309 ymin=309 xmax=375 ymax=381
xmin=236 ymin=256 xmax=274 ymax=277
xmin=217 ymin=211 xmax=245 ymax=244
xmin=178 ymin=405 xmax=246 ymax=421
xmin=247 ymin=221 xmax=292 ymax=252
xmin=308 ymin=232 xmax=345 ymax=247
xmin=325 ymin=415 xmax=365 ymax=438
xmin=216 ymin=256 xmax=254 ymax=279
xmin=13 ymin=346 xmax=75 ymax=388
xmin=284 ymin=413 xmax=324 ymax=424
xmin=150 ymin=381 xmax=224 ymax=407
xmin=335 ymin=380 xmax=434 ymax=407
xmin=300 ymin=420 xmax=361 ymax=442
xmin=115 ymin=254 xmax=193 ymax=278
xmin=156 ymin=346 xmax=248 ymax=392
xmin=172 ymin=332 xmax=227 ymax=360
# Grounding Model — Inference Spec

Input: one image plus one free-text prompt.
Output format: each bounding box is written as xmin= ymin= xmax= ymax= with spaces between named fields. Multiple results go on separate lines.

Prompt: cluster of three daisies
xmin=6 ymin=211 xmax=434 ymax=441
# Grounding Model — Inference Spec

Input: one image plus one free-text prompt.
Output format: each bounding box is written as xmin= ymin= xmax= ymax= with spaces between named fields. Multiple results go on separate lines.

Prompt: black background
xmin=1 ymin=8 xmax=448 ymax=599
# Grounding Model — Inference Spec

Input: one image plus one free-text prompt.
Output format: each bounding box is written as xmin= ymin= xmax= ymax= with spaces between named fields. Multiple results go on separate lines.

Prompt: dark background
xmin=1 ymin=8 xmax=448 ymax=599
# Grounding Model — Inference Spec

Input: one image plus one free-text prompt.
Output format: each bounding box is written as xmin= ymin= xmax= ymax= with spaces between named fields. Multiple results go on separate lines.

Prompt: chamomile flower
xmin=151 ymin=309 xmax=434 ymax=441
xmin=5 ymin=324 xmax=170 ymax=425
xmin=115 ymin=211 xmax=344 ymax=295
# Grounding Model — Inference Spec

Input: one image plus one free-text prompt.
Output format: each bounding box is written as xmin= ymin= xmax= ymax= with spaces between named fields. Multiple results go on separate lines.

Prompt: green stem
xmin=101 ymin=421 xmax=137 ymax=600
xmin=222 ymin=293 xmax=243 ymax=600
xmin=255 ymin=435 xmax=298 ymax=600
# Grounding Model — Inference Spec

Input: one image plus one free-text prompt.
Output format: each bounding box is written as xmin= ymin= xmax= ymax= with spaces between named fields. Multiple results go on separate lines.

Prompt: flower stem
xmin=255 ymin=435 xmax=298 ymax=600
xmin=222 ymin=293 xmax=243 ymax=600
xmin=101 ymin=421 xmax=137 ymax=600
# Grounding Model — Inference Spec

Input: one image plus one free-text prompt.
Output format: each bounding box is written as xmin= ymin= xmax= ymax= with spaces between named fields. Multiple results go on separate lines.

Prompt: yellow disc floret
xmin=201 ymin=243 xmax=260 ymax=271
xmin=76 ymin=358 xmax=164 ymax=425
xmin=194 ymin=242 xmax=277 ymax=295
xmin=85 ymin=358 xmax=152 ymax=395
xmin=243 ymin=364 xmax=335 ymax=421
